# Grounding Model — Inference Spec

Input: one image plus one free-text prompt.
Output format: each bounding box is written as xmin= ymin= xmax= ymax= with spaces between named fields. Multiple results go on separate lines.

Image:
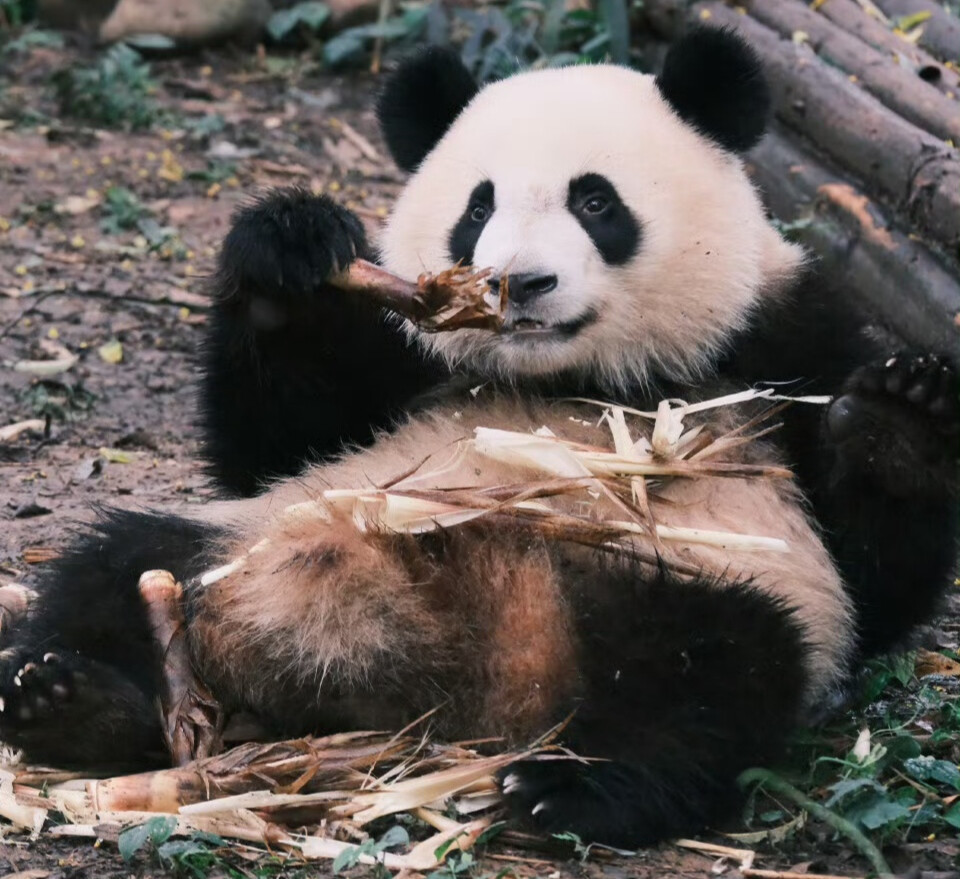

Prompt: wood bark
xmin=815 ymin=0 xmax=960 ymax=96
xmin=638 ymin=0 xmax=960 ymax=360
xmin=742 ymin=0 xmax=960 ymax=141
xmin=749 ymin=127 xmax=960 ymax=356
xmin=872 ymin=0 xmax=960 ymax=64
xmin=693 ymin=2 xmax=960 ymax=253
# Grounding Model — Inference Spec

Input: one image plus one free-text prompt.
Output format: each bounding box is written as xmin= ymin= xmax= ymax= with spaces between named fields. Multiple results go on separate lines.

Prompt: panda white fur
xmin=2 ymin=28 xmax=957 ymax=846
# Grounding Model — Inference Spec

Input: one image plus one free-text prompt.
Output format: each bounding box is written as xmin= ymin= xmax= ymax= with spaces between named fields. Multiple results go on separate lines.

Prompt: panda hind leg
xmin=500 ymin=570 xmax=809 ymax=847
xmin=0 ymin=509 xmax=221 ymax=769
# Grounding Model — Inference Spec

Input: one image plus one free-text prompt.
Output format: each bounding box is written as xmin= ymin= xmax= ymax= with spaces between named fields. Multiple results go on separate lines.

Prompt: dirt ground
xmin=1 ymin=38 xmax=959 ymax=879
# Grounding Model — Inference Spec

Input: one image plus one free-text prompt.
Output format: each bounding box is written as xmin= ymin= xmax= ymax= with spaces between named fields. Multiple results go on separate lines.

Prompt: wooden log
xmin=748 ymin=126 xmax=960 ymax=359
xmin=872 ymin=0 xmax=960 ymax=65
xmin=741 ymin=0 xmax=960 ymax=141
xmin=815 ymin=0 xmax=960 ymax=96
xmin=692 ymin=2 xmax=960 ymax=252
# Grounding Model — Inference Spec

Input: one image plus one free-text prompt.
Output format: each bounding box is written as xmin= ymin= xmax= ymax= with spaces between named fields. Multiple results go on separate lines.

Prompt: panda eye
xmin=582 ymin=195 xmax=610 ymax=215
xmin=470 ymin=204 xmax=490 ymax=223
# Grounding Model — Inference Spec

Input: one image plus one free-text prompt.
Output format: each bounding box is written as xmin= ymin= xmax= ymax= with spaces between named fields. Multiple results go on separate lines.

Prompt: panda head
xmin=377 ymin=28 xmax=805 ymax=391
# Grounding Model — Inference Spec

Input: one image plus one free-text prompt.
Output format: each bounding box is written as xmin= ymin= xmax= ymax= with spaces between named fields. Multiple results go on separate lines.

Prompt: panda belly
xmin=191 ymin=394 xmax=853 ymax=738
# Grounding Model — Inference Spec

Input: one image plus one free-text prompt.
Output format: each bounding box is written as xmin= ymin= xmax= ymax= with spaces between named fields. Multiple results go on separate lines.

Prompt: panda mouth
xmin=502 ymin=309 xmax=598 ymax=338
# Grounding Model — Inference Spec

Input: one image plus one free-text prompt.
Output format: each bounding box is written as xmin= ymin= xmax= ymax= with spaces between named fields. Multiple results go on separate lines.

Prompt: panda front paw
xmin=826 ymin=354 xmax=959 ymax=497
xmin=218 ymin=188 xmax=368 ymax=310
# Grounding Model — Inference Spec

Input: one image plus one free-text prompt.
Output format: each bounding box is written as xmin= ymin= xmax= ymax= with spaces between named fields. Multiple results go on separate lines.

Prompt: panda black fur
xmin=2 ymin=28 xmax=958 ymax=846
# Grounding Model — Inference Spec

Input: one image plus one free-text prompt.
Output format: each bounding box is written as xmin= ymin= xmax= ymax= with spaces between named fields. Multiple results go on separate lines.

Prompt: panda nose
xmin=490 ymin=272 xmax=558 ymax=306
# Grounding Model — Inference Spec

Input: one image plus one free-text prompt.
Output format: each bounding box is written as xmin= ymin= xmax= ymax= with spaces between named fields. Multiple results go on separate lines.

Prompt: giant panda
xmin=0 ymin=27 xmax=957 ymax=847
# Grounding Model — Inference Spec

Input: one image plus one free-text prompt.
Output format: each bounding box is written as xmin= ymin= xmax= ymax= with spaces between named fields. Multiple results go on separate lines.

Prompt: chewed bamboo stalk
xmin=331 ymin=259 xmax=504 ymax=332
xmin=472 ymin=427 xmax=794 ymax=479
xmin=14 ymin=731 xmax=535 ymax=870
xmin=138 ymin=571 xmax=224 ymax=765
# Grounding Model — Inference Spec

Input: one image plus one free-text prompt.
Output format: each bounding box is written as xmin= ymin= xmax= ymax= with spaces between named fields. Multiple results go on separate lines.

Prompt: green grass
xmin=738 ymin=649 xmax=960 ymax=870
xmin=52 ymin=43 xmax=160 ymax=131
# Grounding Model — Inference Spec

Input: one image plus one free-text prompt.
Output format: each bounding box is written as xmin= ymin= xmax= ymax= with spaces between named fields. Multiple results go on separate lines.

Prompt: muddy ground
xmin=1 ymin=36 xmax=958 ymax=879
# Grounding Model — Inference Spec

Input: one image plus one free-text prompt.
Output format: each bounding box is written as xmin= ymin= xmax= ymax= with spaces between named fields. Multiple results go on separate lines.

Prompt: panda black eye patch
xmin=567 ymin=174 xmax=641 ymax=266
xmin=448 ymin=180 xmax=494 ymax=265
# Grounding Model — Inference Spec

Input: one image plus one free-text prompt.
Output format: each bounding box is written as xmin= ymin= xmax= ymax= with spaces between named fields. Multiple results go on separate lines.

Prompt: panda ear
xmin=376 ymin=47 xmax=478 ymax=172
xmin=655 ymin=26 xmax=770 ymax=153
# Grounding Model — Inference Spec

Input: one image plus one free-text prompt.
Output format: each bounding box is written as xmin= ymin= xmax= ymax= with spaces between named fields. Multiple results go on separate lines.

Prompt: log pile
xmin=639 ymin=0 xmax=960 ymax=360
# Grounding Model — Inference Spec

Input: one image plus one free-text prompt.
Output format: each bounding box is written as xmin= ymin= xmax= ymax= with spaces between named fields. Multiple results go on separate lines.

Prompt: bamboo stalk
xmin=138 ymin=570 xmax=224 ymax=765
xmin=331 ymin=259 xmax=503 ymax=332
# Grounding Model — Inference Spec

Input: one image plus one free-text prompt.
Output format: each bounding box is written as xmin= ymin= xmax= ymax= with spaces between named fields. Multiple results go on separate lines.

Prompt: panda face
xmin=379 ymin=64 xmax=803 ymax=391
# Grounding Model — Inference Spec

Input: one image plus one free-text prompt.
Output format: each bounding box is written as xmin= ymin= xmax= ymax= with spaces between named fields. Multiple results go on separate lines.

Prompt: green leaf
xmin=880 ymin=734 xmax=922 ymax=767
xmin=332 ymin=844 xmax=364 ymax=873
xmin=375 ymin=825 xmax=410 ymax=852
xmin=190 ymin=831 xmax=226 ymax=846
xmin=322 ymin=32 xmax=366 ymax=66
xmin=889 ymin=651 xmax=917 ymax=686
xmin=896 ymin=10 xmax=932 ymax=30
xmin=156 ymin=839 xmax=209 ymax=860
xmin=860 ymin=668 xmax=892 ymax=702
xmin=118 ymin=816 xmax=178 ymax=861
xmin=943 ymin=801 xmax=960 ymax=829
xmin=855 ymin=797 xmax=911 ymax=831
xmin=825 ymin=777 xmax=885 ymax=807
xmin=268 ymin=1 xmax=331 ymax=40
xmin=904 ymin=756 xmax=960 ymax=790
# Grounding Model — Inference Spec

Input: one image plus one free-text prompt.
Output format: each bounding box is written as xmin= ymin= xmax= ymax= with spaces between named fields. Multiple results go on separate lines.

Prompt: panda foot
xmin=0 ymin=650 xmax=79 ymax=725
xmin=0 ymin=649 xmax=163 ymax=769
xmin=826 ymin=354 xmax=959 ymax=497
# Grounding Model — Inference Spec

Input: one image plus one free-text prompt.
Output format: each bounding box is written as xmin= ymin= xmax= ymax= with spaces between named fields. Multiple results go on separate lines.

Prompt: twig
xmin=673 ymin=838 xmax=755 ymax=868
xmin=737 ymin=768 xmax=892 ymax=876
xmin=138 ymin=570 xmax=224 ymax=765
xmin=742 ymin=871 xmax=865 ymax=879
xmin=0 ymin=288 xmax=63 ymax=342
xmin=0 ymin=420 xmax=46 ymax=443
xmin=370 ymin=0 xmax=395 ymax=74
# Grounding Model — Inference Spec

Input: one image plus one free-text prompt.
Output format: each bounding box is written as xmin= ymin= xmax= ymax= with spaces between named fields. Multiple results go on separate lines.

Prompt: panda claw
xmin=501 ymin=773 xmax=522 ymax=796
xmin=42 ymin=652 xmax=59 ymax=665
xmin=531 ymin=801 xmax=548 ymax=816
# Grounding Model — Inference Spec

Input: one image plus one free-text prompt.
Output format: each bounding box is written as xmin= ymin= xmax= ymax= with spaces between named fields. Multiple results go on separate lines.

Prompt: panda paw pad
xmin=1 ymin=651 xmax=80 ymax=725
xmin=826 ymin=354 xmax=959 ymax=493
